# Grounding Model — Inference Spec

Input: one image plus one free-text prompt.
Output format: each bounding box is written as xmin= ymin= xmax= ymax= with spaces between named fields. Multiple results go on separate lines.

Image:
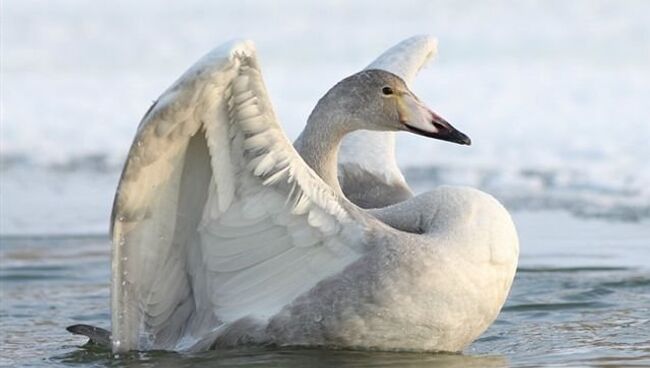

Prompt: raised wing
xmin=111 ymin=40 xmax=365 ymax=352
xmin=338 ymin=35 xmax=438 ymax=208
xmin=366 ymin=34 xmax=438 ymax=82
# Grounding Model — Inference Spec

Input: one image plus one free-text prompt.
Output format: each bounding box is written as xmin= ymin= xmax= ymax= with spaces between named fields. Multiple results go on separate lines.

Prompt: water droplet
xmin=118 ymin=216 xmax=125 ymax=222
xmin=121 ymin=281 xmax=127 ymax=286
xmin=314 ymin=314 xmax=323 ymax=323
xmin=121 ymin=256 xmax=128 ymax=262
xmin=137 ymin=140 xmax=142 ymax=147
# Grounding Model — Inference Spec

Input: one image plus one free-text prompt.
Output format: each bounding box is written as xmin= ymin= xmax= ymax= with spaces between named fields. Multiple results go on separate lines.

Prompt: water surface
xmin=2 ymin=212 xmax=649 ymax=367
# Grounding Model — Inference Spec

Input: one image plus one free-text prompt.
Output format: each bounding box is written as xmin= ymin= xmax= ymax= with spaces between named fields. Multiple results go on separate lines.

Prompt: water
xmin=2 ymin=0 xmax=650 ymax=366
xmin=1 ymin=212 xmax=649 ymax=367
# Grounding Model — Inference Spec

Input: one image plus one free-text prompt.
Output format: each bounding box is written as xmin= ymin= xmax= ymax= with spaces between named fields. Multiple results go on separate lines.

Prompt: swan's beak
xmin=399 ymin=94 xmax=471 ymax=146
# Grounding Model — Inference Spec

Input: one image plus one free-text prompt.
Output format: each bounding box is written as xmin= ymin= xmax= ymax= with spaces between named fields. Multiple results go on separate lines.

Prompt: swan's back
xmin=255 ymin=186 xmax=519 ymax=352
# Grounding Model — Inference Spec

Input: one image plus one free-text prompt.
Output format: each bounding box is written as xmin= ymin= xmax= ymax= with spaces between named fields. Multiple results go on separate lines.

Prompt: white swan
xmin=107 ymin=36 xmax=519 ymax=353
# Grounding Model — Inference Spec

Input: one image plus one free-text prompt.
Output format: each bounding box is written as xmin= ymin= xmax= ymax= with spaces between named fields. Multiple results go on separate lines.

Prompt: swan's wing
xmin=338 ymin=35 xmax=438 ymax=208
xmin=365 ymin=34 xmax=438 ymax=83
xmin=111 ymin=40 xmax=366 ymax=352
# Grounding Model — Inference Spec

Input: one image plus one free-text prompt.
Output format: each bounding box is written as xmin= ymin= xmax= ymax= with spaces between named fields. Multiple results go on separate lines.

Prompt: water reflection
xmin=54 ymin=346 xmax=509 ymax=368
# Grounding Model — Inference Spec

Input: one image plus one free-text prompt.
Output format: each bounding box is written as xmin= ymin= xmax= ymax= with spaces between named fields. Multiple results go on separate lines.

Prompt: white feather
xmin=110 ymin=39 xmax=365 ymax=353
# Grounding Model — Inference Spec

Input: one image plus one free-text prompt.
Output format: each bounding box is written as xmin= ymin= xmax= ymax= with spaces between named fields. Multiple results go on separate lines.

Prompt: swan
xmin=95 ymin=36 xmax=519 ymax=353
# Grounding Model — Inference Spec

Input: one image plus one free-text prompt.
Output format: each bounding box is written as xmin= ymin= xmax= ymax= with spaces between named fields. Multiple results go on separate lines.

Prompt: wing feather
xmin=111 ymin=40 xmax=366 ymax=352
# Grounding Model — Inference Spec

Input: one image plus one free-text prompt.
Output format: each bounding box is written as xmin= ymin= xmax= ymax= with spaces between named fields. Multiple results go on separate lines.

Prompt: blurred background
xmin=2 ymin=0 xmax=649 ymax=235
xmin=1 ymin=1 xmax=649 ymax=366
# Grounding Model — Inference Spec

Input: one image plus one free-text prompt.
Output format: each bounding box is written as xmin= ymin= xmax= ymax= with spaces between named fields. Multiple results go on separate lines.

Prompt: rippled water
xmin=2 ymin=212 xmax=649 ymax=367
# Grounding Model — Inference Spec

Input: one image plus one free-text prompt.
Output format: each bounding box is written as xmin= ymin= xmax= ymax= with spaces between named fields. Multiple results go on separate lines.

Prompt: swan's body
xmin=107 ymin=36 xmax=519 ymax=353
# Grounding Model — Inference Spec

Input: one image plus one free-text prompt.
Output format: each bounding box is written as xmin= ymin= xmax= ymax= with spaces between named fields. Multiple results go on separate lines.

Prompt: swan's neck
xmin=294 ymin=105 xmax=353 ymax=196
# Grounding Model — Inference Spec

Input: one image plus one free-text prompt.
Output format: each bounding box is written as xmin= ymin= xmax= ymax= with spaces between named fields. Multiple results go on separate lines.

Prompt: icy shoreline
xmin=2 ymin=165 xmax=648 ymax=237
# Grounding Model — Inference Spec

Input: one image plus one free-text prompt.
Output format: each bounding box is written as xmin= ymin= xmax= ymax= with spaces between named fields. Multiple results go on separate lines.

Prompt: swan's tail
xmin=66 ymin=324 xmax=111 ymax=348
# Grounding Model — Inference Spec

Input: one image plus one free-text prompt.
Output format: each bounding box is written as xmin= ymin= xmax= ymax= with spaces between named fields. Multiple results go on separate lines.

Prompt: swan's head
xmin=329 ymin=69 xmax=471 ymax=145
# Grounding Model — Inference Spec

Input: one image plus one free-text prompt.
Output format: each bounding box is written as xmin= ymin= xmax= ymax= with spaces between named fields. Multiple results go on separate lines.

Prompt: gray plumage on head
xmin=306 ymin=69 xmax=412 ymax=134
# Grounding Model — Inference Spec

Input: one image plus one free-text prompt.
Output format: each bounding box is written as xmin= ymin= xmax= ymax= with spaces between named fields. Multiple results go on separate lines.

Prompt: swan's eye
xmin=382 ymin=86 xmax=394 ymax=95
